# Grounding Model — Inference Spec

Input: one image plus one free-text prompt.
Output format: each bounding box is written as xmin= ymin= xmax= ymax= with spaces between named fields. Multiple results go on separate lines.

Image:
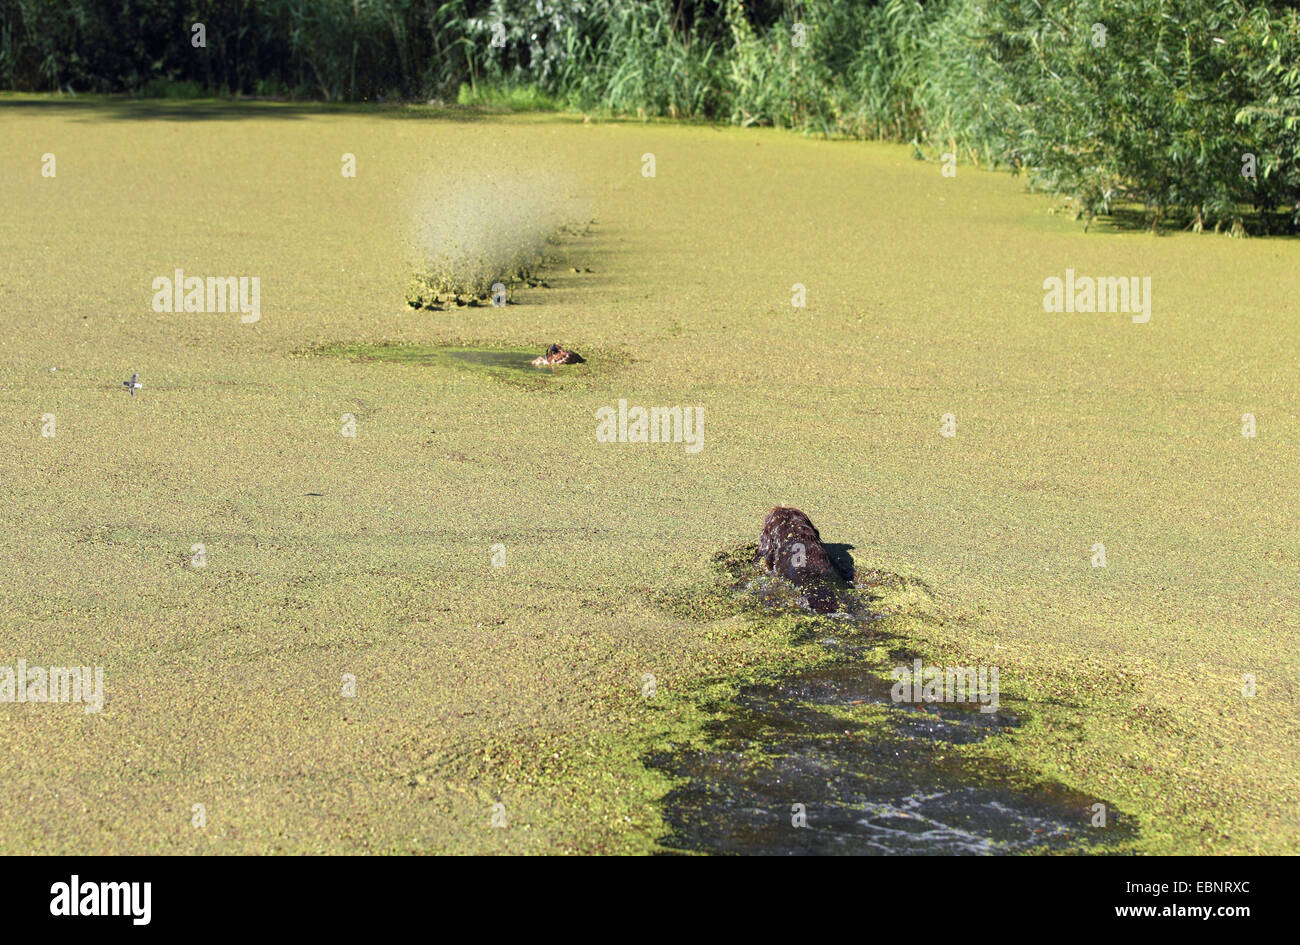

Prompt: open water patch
xmin=648 ymin=547 xmax=1137 ymax=855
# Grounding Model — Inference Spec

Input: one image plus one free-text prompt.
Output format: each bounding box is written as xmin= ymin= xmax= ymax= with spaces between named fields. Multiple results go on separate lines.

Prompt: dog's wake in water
xmin=646 ymin=512 xmax=1136 ymax=855
xmin=649 ymin=659 xmax=1134 ymax=855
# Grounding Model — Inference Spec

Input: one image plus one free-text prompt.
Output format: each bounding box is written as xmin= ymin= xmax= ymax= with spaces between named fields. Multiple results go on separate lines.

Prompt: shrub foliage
xmin=2 ymin=0 xmax=1297 ymax=231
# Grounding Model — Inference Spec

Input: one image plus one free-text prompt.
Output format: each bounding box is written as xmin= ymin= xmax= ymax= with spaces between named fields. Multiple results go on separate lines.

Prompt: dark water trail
xmin=650 ymin=561 xmax=1136 ymax=855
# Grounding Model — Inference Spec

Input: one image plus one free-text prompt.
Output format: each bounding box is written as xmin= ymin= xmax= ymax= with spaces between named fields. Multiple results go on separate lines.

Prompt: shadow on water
xmin=1087 ymin=203 xmax=1299 ymax=238
xmin=306 ymin=342 xmax=611 ymax=389
xmin=0 ymin=95 xmax=498 ymax=123
xmin=648 ymin=549 xmax=1137 ymax=855
xmin=823 ymin=542 xmax=856 ymax=580
xmin=442 ymin=347 xmax=541 ymax=374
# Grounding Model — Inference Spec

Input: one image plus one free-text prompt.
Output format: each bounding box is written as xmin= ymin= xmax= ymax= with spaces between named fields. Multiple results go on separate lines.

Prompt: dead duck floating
xmin=531 ymin=344 xmax=584 ymax=367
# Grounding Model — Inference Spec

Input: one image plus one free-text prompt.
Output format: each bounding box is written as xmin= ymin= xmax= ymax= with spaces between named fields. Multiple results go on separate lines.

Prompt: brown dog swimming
xmin=756 ymin=506 xmax=848 ymax=613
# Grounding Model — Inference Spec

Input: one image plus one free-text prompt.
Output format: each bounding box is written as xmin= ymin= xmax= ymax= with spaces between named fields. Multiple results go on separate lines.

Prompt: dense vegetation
xmin=2 ymin=0 xmax=1297 ymax=231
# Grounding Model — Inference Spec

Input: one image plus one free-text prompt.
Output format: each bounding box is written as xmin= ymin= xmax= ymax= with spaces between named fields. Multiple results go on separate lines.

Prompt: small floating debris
xmin=122 ymin=373 xmax=142 ymax=396
xmin=531 ymin=344 xmax=584 ymax=367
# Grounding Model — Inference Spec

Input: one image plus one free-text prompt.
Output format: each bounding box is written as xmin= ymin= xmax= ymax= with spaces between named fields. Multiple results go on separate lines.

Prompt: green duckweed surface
xmin=0 ymin=96 xmax=1297 ymax=854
